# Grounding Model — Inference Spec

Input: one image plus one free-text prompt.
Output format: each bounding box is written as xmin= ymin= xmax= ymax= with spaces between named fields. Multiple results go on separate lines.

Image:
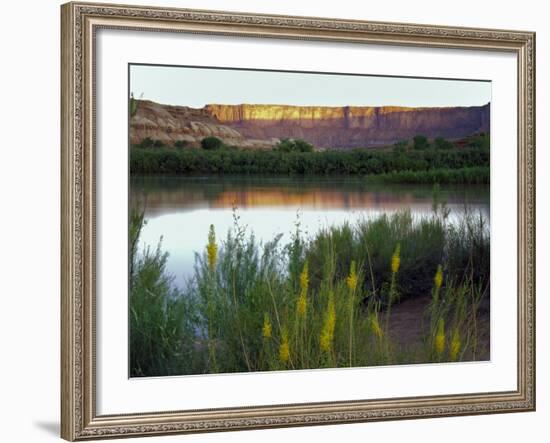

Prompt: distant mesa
xmin=130 ymin=99 xmax=490 ymax=149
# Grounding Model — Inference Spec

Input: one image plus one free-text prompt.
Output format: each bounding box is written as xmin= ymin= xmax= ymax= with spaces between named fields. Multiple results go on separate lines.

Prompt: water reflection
xmin=131 ymin=175 xmax=490 ymax=288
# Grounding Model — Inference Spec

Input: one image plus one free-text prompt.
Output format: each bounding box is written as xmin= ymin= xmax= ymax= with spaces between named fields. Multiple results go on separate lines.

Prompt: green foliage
xmin=434 ymin=136 xmax=454 ymax=150
xmin=275 ymin=138 xmax=314 ymax=153
xmin=413 ymin=134 xmax=430 ymax=150
xmin=135 ymin=137 xmax=166 ymax=149
xmin=137 ymin=137 xmax=155 ymax=149
xmin=174 ymin=139 xmax=188 ymax=149
xmin=305 ymin=211 xmax=453 ymax=307
xmin=445 ymin=211 xmax=490 ymax=289
xmin=393 ymin=140 xmax=408 ymax=154
xmin=130 ymin=208 xmax=490 ymax=376
xmin=201 ymin=136 xmax=224 ymax=150
xmin=129 ymin=211 xmax=200 ymax=377
xmin=129 ymin=208 xmax=145 ymax=283
xmin=364 ymin=167 xmax=490 ymax=184
xmin=130 ymin=146 xmax=490 ymax=178
xmin=468 ymin=133 xmax=490 ymax=150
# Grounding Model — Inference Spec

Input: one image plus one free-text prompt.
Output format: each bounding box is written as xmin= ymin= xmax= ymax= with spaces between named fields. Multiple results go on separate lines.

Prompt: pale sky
xmin=130 ymin=64 xmax=491 ymax=109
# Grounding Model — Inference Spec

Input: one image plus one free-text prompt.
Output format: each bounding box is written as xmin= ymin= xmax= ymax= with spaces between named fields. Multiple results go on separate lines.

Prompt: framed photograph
xmin=61 ymin=1 xmax=536 ymax=440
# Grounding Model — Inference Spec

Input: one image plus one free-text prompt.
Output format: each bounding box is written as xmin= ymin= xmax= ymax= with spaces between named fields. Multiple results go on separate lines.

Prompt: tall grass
xmin=129 ymin=206 xmax=489 ymax=376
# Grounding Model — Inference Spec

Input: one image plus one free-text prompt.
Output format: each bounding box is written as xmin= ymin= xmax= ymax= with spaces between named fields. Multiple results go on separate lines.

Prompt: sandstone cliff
xmin=130 ymin=100 xmax=277 ymax=149
xmin=130 ymin=100 xmax=490 ymax=149
xmin=205 ymin=104 xmax=490 ymax=148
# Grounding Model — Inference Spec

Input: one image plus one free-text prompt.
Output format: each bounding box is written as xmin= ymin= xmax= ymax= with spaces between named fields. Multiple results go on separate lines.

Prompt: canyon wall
xmin=131 ymin=100 xmax=490 ymax=149
xmin=129 ymin=100 xmax=277 ymax=149
xmin=206 ymin=104 xmax=490 ymax=148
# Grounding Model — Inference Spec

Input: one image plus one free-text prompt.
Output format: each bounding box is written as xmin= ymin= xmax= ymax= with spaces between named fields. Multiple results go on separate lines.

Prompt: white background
xmin=0 ymin=0 xmax=547 ymax=442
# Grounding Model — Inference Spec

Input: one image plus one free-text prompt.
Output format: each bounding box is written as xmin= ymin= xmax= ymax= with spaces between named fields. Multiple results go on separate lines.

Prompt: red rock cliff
xmin=129 ymin=100 xmax=276 ymax=149
xmin=130 ymin=100 xmax=489 ymax=149
xmin=205 ymin=103 xmax=490 ymax=148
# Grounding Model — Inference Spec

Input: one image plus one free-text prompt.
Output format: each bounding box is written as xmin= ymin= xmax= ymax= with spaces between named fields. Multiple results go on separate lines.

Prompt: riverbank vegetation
xmin=363 ymin=166 xmax=489 ymax=184
xmin=130 ymin=201 xmax=490 ymax=377
xmin=130 ymin=144 xmax=489 ymax=181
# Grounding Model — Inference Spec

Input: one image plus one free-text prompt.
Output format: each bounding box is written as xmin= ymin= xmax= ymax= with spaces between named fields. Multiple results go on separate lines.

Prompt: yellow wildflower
xmin=370 ymin=314 xmax=383 ymax=338
xmin=434 ymin=265 xmax=443 ymax=290
xmin=449 ymin=328 xmax=461 ymax=361
xmin=262 ymin=313 xmax=272 ymax=338
xmin=346 ymin=260 xmax=358 ymax=292
xmin=391 ymin=243 xmax=401 ymax=274
xmin=297 ymin=295 xmax=307 ymax=317
xmin=299 ymin=261 xmax=309 ymax=295
xmin=206 ymin=224 xmax=218 ymax=271
xmin=297 ymin=262 xmax=309 ymax=317
xmin=279 ymin=329 xmax=290 ymax=363
xmin=434 ymin=318 xmax=446 ymax=357
xmin=320 ymin=292 xmax=336 ymax=352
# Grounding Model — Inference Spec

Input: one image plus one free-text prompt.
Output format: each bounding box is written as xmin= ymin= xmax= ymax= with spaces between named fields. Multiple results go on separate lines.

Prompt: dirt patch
xmin=387 ymin=295 xmax=490 ymax=362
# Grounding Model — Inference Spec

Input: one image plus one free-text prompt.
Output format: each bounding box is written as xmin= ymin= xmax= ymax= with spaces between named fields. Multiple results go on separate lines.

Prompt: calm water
xmin=131 ymin=175 xmax=490 ymax=288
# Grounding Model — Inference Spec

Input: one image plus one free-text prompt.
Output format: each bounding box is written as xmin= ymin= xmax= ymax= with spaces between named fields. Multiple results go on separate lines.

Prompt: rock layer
xmin=130 ymin=100 xmax=490 ymax=149
xmin=130 ymin=100 xmax=276 ymax=149
xmin=206 ymin=104 xmax=490 ymax=148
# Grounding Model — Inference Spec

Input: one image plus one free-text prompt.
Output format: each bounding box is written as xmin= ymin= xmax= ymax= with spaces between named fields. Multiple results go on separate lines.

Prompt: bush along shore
xmin=129 ymin=201 xmax=490 ymax=377
xmin=130 ymin=145 xmax=489 ymax=180
xmin=129 ymin=133 xmax=489 ymax=183
xmin=363 ymin=166 xmax=489 ymax=184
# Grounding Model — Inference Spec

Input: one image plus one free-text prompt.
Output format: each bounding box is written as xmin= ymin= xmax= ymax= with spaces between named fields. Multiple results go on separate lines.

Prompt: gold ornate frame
xmin=60 ymin=1 xmax=536 ymax=440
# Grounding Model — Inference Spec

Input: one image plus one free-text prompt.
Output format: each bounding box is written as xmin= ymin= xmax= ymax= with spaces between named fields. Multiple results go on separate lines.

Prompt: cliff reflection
xmin=130 ymin=175 xmax=490 ymax=217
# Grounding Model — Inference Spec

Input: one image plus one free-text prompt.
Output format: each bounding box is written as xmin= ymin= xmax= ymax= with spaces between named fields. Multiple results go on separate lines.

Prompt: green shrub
xmin=413 ymin=134 xmax=430 ymax=150
xmin=364 ymin=167 xmax=490 ymax=184
xmin=393 ymin=140 xmax=408 ymax=154
xmin=201 ymin=136 xmax=224 ymax=150
xmin=137 ymin=137 xmax=155 ymax=149
xmin=275 ymin=138 xmax=314 ymax=153
xmin=130 ymin=147 xmax=489 ymax=177
xmin=129 ymin=210 xmax=200 ymax=376
xmin=468 ymin=133 xmax=490 ymax=150
xmin=129 ymin=207 xmax=490 ymax=376
xmin=434 ymin=136 xmax=454 ymax=150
